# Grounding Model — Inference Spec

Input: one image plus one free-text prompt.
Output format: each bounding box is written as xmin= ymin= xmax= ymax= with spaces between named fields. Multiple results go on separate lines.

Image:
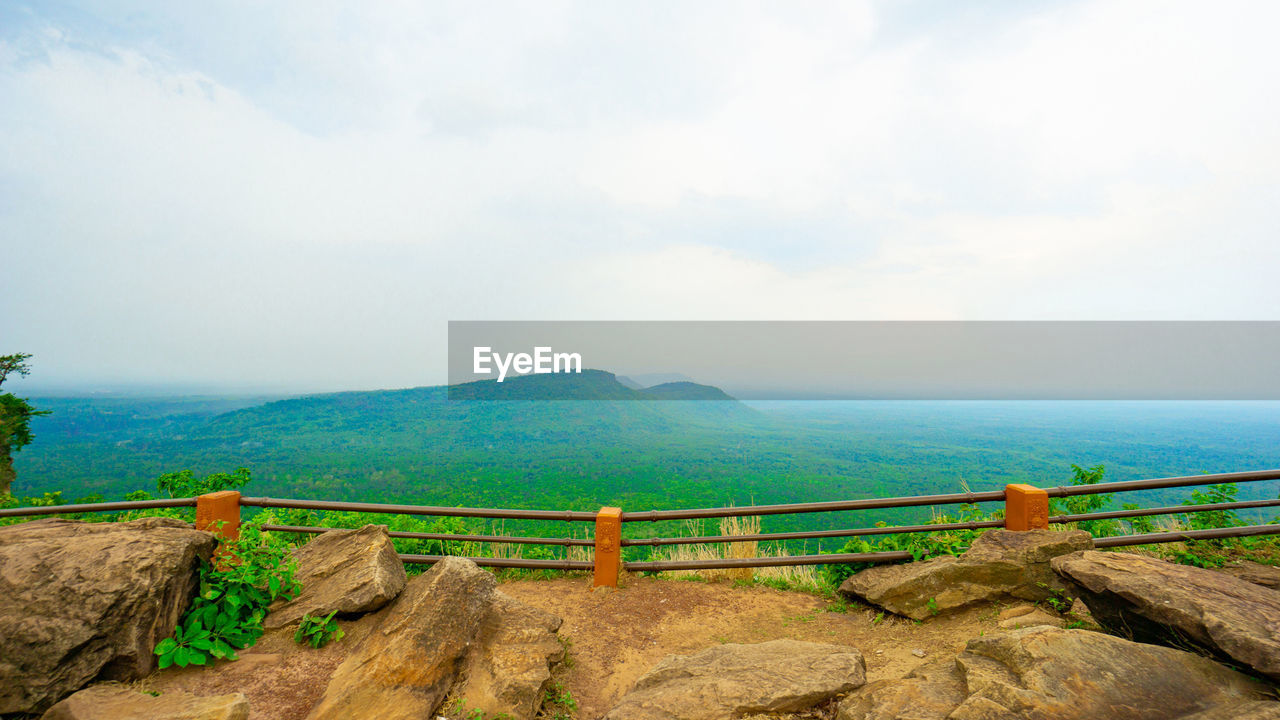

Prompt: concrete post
xmin=1005 ymin=484 xmax=1049 ymax=530
xmin=195 ymin=490 xmax=242 ymax=541
xmin=593 ymin=506 xmax=622 ymax=588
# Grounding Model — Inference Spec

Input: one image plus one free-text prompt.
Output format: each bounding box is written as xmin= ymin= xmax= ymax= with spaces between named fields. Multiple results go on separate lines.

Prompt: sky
xmin=2 ymin=1 xmax=1278 ymax=393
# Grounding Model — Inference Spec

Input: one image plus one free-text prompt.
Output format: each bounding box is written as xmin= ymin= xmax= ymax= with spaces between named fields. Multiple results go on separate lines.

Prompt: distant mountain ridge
xmin=448 ymin=369 xmax=733 ymax=401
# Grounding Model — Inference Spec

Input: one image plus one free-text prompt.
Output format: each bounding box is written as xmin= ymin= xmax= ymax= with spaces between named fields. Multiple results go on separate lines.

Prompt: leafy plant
xmin=821 ymin=498 xmax=1000 ymax=587
xmin=541 ymin=681 xmax=578 ymax=720
xmin=155 ymin=522 xmax=299 ymax=668
xmin=295 ymin=610 xmax=344 ymax=648
xmin=1049 ymin=464 xmax=1118 ymax=537
xmin=157 ymin=467 xmax=252 ymax=499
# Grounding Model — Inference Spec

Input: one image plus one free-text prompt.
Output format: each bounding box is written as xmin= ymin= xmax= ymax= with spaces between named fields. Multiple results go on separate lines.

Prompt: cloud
xmin=1 ymin=0 xmax=1277 ymax=391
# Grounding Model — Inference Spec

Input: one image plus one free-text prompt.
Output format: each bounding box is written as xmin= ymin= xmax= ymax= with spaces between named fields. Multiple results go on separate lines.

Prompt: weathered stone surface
xmin=0 ymin=518 xmax=215 ymax=715
xmin=40 ymin=684 xmax=248 ymax=720
xmin=839 ymin=529 xmax=1092 ymax=620
xmin=1052 ymin=550 xmax=1280 ymax=681
xmin=837 ymin=657 xmax=965 ymax=720
xmin=949 ymin=626 xmax=1271 ymax=720
xmin=604 ymin=639 xmax=865 ymax=720
xmin=1175 ymin=701 xmax=1280 ymax=720
xmin=1219 ymin=561 xmax=1280 ymax=591
xmin=453 ymin=592 xmax=565 ymax=720
xmin=997 ymin=606 xmax=1064 ymax=629
xmin=264 ymin=524 xmax=406 ymax=630
xmin=305 ymin=556 xmax=495 ymax=720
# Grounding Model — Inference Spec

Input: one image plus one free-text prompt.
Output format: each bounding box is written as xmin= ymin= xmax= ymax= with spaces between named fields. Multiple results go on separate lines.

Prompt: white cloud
xmin=1 ymin=0 xmax=1277 ymax=390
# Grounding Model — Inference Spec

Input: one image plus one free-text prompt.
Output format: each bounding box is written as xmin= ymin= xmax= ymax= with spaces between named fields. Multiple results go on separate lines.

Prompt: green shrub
xmin=294 ymin=610 xmax=344 ymax=648
xmin=154 ymin=522 xmax=299 ymax=668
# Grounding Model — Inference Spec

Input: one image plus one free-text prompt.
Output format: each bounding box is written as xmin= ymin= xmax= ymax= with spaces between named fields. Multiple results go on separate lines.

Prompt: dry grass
xmin=487 ymin=522 xmax=594 ymax=565
xmin=650 ymin=515 xmax=825 ymax=592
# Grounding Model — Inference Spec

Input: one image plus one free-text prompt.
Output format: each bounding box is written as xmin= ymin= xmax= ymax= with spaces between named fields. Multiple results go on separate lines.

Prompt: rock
xmin=265 ymin=525 xmax=406 ymax=630
xmin=451 ymin=592 xmax=565 ymax=720
xmin=40 ymin=685 xmax=248 ymax=720
xmin=839 ymin=529 xmax=1092 ymax=620
xmin=1175 ymin=701 xmax=1280 ymax=719
xmin=997 ymin=605 xmax=1034 ymax=621
xmin=1219 ymin=561 xmax=1280 ymax=591
xmin=305 ymin=556 xmax=496 ymax=720
xmin=837 ymin=657 xmax=965 ymax=720
xmin=604 ymin=639 xmax=865 ymax=720
xmin=1052 ymin=550 xmax=1280 ymax=681
xmin=950 ymin=626 xmax=1271 ymax=720
xmin=997 ymin=607 xmax=1063 ymax=629
xmin=0 ymin=518 xmax=216 ymax=715
xmin=911 ymin=648 xmax=926 ymax=658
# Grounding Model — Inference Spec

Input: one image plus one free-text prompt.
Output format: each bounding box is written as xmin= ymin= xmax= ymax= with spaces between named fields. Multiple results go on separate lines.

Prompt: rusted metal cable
xmin=239 ymin=496 xmax=596 ymax=522
xmin=260 ymin=523 xmax=594 ymax=546
xmin=0 ymin=497 xmax=197 ymax=518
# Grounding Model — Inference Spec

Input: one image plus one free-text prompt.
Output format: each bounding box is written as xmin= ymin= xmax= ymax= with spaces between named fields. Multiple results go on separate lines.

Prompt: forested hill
xmin=199 ymin=369 xmax=759 ymax=445
xmin=11 ymin=372 xmax=1280 ymax=536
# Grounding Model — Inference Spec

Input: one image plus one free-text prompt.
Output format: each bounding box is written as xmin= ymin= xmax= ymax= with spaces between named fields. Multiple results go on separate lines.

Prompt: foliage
xmin=1048 ymin=464 xmax=1118 ymax=537
xmin=0 ymin=352 xmax=50 ymax=494
xmin=154 ymin=522 xmax=299 ymax=668
xmin=540 ymin=680 xmax=578 ymax=720
xmin=157 ymin=467 xmax=252 ymax=498
xmin=294 ymin=610 xmax=344 ymax=648
xmin=821 ymin=500 xmax=1001 ymax=588
xmin=1165 ymin=483 xmax=1248 ymax=568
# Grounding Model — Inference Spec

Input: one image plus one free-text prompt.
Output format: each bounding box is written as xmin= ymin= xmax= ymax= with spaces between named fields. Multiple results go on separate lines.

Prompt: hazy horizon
xmin=4 ymin=1 xmax=1279 ymax=391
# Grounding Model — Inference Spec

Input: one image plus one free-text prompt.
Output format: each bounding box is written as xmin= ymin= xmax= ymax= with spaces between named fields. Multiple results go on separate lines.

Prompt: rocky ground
xmin=7 ymin=519 xmax=1280 ymax=720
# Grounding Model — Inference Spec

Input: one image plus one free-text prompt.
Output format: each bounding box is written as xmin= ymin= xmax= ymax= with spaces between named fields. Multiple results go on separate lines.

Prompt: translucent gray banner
xmin=447 ymin=321 xmax=1280 ymax=400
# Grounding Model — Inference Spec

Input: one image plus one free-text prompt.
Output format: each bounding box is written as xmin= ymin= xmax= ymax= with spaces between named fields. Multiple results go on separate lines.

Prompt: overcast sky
xmin=2 ymin=1 xmax=1278 ymax=393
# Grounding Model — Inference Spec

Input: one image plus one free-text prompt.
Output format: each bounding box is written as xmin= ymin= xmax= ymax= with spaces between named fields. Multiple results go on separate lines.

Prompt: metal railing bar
xmin=0 ymin=497 xmax=197 ymax=518
xmin=1044 ymin=469 xmax=1280 ymax=498
xmin=621 ymin=490 xmax=1007 ymax=522
xmin=621 ymin=519 xmax=1005 ymax=547
xmin=398 ymin=554 xmax=593 ymax=570
xmin=1050 ymin=497 xmax=1280 ymax=525
xmin=624 ymin=548 xmax=914 ymax=571
xmin=1092 ymin=523 xmax=1280 ymax=548
xmin=239 ymin=496 xmax=596 ymax=522
xmin=260 ymin=523 xmax=594 ymax=546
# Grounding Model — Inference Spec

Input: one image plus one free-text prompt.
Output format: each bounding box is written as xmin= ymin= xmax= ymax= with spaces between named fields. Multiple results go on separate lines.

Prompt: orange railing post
xmin=196 ymin=490 xmax=242 ymax=541
xmin=1004 ymin=484 xmax=1049 ymax=530
xmin=593 ymin=506 xmax=622 ymax=588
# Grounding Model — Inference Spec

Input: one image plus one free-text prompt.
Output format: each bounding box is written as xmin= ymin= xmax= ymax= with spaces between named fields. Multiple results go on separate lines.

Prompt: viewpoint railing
xmin=3 ymin=469 xmax=1279 ymax=587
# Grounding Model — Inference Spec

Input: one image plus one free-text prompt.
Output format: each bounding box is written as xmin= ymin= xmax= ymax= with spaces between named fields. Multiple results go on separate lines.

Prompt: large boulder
xmin=1052 ymin=550 xmax=1280 ymax=681
xmin=844 ymin=626 xmax=1272 ymax=720
xmin=839 ymin=529 xmax=1092 ymax=620
xmin=948 ymin=626 xmax=1272 ymax=720
xmin=264 ymin=524 xmax=406 ymax=630
xmin=1176 ymin=702 xmax=1280 ymax=720
xmin=40 ymin=684 xmax=248 ymax=720
xmin=837 ymin=657 xmax=966 ymax=720
xmin=1219 ymin=561 xmax=1280 ymax=591
xmin=604 ymin=639 xmax=865 ymax=720
xmin=305 ymin=556 xmax=496 ymax=720
xmin=0 ymin=518 xmax=216 ymax=715
xmin=451 ymin=592 xmax=565 ymax=720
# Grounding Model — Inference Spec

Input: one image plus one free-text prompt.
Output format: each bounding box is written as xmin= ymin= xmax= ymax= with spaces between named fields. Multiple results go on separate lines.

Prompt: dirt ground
xmin=141 ymin=574 xmax=1007 ymax=720
xmin=501 ymin=574 xmax=997 ymax=718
